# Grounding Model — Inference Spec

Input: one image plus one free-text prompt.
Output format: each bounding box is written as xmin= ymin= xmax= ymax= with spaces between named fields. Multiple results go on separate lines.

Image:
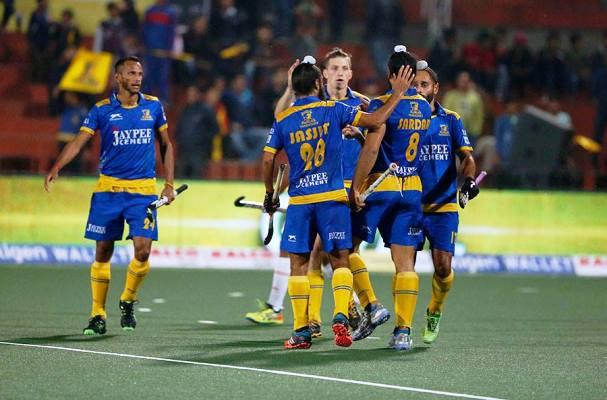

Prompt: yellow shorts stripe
xmin=94 ymin=174 xmax=157 ymax=195
xmin=423 ymin=203 xmax=459 ymax=213
xmin=289 ymin=189 xmax=348 ymax=205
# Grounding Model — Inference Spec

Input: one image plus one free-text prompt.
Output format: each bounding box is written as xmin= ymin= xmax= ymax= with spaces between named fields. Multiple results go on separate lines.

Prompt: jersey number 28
xmin=300 ymin=138 xmax=326 ymax=171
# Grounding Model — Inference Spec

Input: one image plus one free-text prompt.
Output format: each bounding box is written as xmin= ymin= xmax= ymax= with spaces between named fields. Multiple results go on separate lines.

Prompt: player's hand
xmin=161 ymin=184 xmax=176 ymax=205
xmin=458 ymin=177 xmax=480 ymax=208
xmin=349 ymin=189 xmax=365 ymax=211
xmin=342 ymin=125 xmax=362 ymax=138
xmin=389 ymin=65 xmax=414 ymax=94
xmin=287 ymin=59 xmax=300 ymax=91
xmin=44 ymin=168 xmax=59 ymax=192
xmin=263 ymin=191 xmax=280 ymax=214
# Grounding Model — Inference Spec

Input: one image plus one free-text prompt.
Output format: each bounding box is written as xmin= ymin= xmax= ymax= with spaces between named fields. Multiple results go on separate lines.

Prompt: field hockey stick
xmin=360 ymin=163 xmax=398 ymax=202
xmin=458 ymin=171 xmax=487 ymax=208
xmin=263 ymin=164 xmax=286 ymax=245
xmin=234 ymin=196 xmax=287 ymax=213
xmin=145 ymin=184 xmax=189 ymax=223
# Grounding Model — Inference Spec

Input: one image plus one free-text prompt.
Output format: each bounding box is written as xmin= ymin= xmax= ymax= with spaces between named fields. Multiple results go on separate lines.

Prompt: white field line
xmin=0 ymin=341 xmax=506 ymax=400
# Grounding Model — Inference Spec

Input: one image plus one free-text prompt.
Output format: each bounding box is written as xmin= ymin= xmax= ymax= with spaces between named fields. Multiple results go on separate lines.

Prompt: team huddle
xmin=257 ymin=45 xmax=479 ymax=350
xmin=43 ymin=46 xmax=479 ymax=352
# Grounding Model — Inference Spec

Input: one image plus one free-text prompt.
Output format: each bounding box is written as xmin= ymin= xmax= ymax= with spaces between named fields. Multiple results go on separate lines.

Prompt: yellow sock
xmin=332 ymin=267 xmax=353 ymax=318
xmin=288 ymin=276 xmax=310 ymax=331
xmin=392 ymin=274 xmax=397 ymax=304
xmin=307 ymin=269 xmax=324 ymax=324
xmin=428 ymin=270 xmax=454 ymax=313
xmin=90 ymin=261 xmax=111 ymax=318
xmin=349 ymin=253 xmax=377 ymax=308
xmin=120 ymin=259 xmax=150 ymax=302
xmin=394 ymin=271 xmax=419 ymax=328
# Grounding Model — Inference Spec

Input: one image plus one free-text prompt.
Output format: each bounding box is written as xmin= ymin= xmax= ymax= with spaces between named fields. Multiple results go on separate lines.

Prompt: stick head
xmin=234 ymin=196 xmax=246 ymax=207
xmin=389 ymin=163 xmax=398 ymax=171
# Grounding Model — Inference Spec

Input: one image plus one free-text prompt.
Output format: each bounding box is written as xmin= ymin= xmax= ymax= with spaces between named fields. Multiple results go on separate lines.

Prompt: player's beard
xmin=423 ymin=92 xmax=434 ymax=103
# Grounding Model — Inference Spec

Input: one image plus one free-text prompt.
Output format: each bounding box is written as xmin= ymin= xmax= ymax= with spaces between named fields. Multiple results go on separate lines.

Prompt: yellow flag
xmin=59 ymin=49 xmax=113 ymax=94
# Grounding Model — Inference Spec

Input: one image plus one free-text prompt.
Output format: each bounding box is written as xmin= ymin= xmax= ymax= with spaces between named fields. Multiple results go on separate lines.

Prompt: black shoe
xmin=119 ymin=300 xmax=137 ymax=331
xmin=348 ymin=302 xmax=362 ymax=331
xmin=83 ymin=315 xmax=107 ymax=335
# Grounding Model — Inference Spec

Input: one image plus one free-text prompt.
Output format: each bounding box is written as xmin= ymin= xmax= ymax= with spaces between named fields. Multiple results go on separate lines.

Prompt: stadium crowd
xmin=9 ymin=0 xmax=607 ymax=185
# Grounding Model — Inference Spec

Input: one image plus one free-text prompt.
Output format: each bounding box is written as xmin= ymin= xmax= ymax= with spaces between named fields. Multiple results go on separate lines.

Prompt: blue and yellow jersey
xmin=365 ymin=88 xmax=431 ymax=192
xmin=81 ymin=93 xmax=168 ymax=194
xmin=264 ymin=95 xmax=362 ymax=205
xmin=419 ymin=102 xmax=473 ymax=212
xmin=323 ymin=86 xmax=369 ymax=188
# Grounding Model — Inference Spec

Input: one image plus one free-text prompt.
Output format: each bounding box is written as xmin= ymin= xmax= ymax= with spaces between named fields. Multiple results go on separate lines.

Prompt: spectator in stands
xmin=27 ymin=0 xmax=51 ymax=82
xmin=565 ymin=33 xmax=590 ymax=94
xmin=209 ymin=0 xmax=250 ymax=79
xmin=182 ymin=15 xmax=217 ymax=82
xmin=56 ymin=91 xmax=88 ymax=174
xmin=506 ymin=31 xmax=533 ymax=99
xmin=142 ymin=0 xmax=177 ymax=103
xmin=48 ymin=45 xmax=78 ymax=116
xmin=252 ymin=66 xmax=288 ymax=128
xmin=205 ymin=78 xmax=233 ymax=160
xmin=428 ymin=27 xmax=459 ymax=84
xmin=120 ymin=0 xmax=139 ymax=34
xmin=365 ymin=0 xmax=404 ymax=77
xmin=463 ymin=30 xmax=497 ymax=92
xmin=443 ymin=71 xmax=484 ymax=145
xmin=534 ymin=31 xmax=568 ymax=98
xmin=93 ymin=2 xmax=126 ymax=58
xmin=49 ymin=9 xmax=82 ymax=62
xmin=121 ymin=32 xmax=143 ymax=59
xmin=494 ymin=27 xmax=510 ymax=101
xmin=176 ymin=85 xmax=219 ymax=178
xmin=247 ymin=21 xmax=280 ymax=89
xmin=494 ymin=100 xmax=521 ymax=168
xmin=475 ymin=128 xmax=498 ymax=176
xmin=290 ymin=0 xmax=323 ymax=58
xmin=223 ymin=74 xmax=267 ymax=161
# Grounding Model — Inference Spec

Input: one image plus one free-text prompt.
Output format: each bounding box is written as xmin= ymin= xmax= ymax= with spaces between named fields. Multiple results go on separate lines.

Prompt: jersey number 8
xmin=405 ymin=132 xmax=420 ymax=162
xmin=300 ymin=138 xmax=326 ymax=171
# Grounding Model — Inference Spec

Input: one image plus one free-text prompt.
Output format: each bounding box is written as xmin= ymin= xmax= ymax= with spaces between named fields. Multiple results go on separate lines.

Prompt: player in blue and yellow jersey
xmin=263 ymin=55 xmax=414 ymax=349
xmin=44 ymin=56 xmax=175 ymax=336
xmin=350 ymin=46 xmax=432 ymax=351
xmin=412 ymin=65 xmax=479 ymax=344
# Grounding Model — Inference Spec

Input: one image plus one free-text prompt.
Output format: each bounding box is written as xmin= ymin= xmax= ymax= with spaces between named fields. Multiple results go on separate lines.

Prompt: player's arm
xmin=354 ymin=66 xmax=414 ymax=129
xmin=457 ymin=148 xmax=479 ymax=202
xmin=156 ymin=127 xmax=176 ymax=203
xmin=44 ymin=130 xmax=92 ymax=192
xmin=262 ymin=150 xmax=281 ymax=213
xmin=349 ymin=124 xmax=386 ymax=209
xmin=274 ymin=59 xmax=300 ymax=118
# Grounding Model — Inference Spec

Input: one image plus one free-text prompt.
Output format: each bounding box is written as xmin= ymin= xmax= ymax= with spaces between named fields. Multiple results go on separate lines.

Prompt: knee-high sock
xmin=307 ymin=269 xmax=324 ymax=323
xmin=392 ymin=274 xmax=397 ymax=305
xmin=332 ymin=267 xmax=353 ymax=318
xmin=288 ymin=276 xmax=310 ymax=331
xmin=428 ymin=270 xmax=454 ymax=313
xmin=348 ymin=253 xmax=377 ymax=308
xmin=91 ymin=261 xmax=111 ymax=318
xmin=120 ymin=259 xmax=150 ymax=302
xmin=267 ymin=257 xmax=290 ymax=312
xmin=394 ymin=271 xmax=419 ymax=328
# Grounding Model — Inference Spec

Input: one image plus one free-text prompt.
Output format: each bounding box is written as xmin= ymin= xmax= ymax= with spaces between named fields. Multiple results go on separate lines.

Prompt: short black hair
xmin=387 ymin=50 xmax=418 ymax=77
xmin=292 ymin=63 xmax=321 ymax=96
xmin=114 ymin=56 xmax=142 ymax=72
xmin=420 ymin=66 xmax=439 ymax=84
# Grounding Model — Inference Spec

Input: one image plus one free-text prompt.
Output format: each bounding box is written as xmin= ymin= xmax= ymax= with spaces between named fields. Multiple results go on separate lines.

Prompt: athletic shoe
xmin=284 ymin=329 xmax=312 ymax=349
xmin=309 ymin=320 xmax=322 ymax=338
xmin=332 ymin=313 xmax=352 ymax=347
xmin=352 ymin=302 xmax=390 ymax=341
xmin=422 ymin=309 xmax=442 ymax=344
xmin=119 ymin=300 xmax=137 ymax=331
xmin=83 ymin=315 xmax=106 ymax=335
xmin=389 ymin=327 xmax=413 ymax=351
xmin=245 ymin=299 xmax=284 ymax=325
xmin=348 ymin=300 xmax=362 ymax=331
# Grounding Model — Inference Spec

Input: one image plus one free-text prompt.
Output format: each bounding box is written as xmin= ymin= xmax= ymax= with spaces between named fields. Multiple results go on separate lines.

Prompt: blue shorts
xmin=84 ymin=192 xmax=158 ymax=241
xmin=416 ymin=212 xmax=459 ymax=254
xmin=281 ymin=201 xmax=352 ymax=253
xmin=353 ymin=190 xmax=422 ymax=247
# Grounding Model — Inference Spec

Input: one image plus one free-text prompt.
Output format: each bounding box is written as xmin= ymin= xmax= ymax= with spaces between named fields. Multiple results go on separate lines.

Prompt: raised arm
xmin=274 ymin=59 xmax=300 ymax=118
xmin=355 ymin=66 xmax=414 ymax=129
xmin=44 ymin=130 xmax=92 ymax=192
